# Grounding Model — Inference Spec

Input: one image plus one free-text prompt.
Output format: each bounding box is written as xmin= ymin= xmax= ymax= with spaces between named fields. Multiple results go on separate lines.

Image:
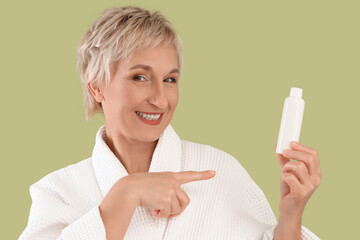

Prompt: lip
xmin=135 ymin=111 xmax=164 ymax=125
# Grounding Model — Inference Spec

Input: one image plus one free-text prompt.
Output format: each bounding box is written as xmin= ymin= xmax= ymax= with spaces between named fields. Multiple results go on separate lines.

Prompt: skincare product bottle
xmin=276 ymin=87 xmax=305 ymax=154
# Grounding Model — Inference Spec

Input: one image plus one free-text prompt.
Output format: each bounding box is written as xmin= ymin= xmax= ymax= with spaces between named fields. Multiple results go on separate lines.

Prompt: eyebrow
xmin=129 ymin=64 xmax=179 ymax=74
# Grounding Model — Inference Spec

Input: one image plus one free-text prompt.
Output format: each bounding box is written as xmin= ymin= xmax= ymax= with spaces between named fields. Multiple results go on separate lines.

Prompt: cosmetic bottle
xmin=276 ymin=87 xmax=305 ymax=154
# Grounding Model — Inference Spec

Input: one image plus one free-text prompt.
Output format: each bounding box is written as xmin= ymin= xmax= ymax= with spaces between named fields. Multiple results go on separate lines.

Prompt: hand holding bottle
xmin=273 ymin=142 xmax=322 ymax=239
xmin=275 ymin=142 xmax=322 ymax=217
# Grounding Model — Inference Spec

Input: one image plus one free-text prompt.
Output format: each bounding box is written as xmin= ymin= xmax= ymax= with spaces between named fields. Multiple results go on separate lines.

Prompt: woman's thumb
xmin=274 ymin=144 xmax=289 ymax=167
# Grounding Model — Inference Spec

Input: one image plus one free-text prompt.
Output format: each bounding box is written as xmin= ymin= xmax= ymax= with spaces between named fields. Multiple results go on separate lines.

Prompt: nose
xmin=148 ymin=83 xmax=168 ymax=110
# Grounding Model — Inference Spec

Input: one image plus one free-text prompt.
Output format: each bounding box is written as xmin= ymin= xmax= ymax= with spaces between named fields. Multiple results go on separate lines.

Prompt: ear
xmin=87 ymin=82 xmax=104 ymax=103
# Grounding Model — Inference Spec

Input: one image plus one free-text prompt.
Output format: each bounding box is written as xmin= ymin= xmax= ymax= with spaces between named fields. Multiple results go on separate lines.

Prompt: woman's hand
xmin=275 ymin=141 xmax=322 ymax=217
xmin=273 ymin=141 xmax=322 ymax=240
xmin=126 ymin=170 xmax=216 ymax=218
xmin=99 ymin=170 xmax=215 ymax=239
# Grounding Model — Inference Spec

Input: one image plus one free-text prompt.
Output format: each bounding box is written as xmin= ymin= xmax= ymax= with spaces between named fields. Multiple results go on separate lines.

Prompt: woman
xmin=19 ymin=6 xmax=322 ymax=240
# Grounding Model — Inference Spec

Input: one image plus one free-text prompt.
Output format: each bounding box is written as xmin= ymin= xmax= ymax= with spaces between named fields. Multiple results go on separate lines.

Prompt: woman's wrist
xmin=99 ymin=178 xmax=139 ymax=240
xmin=119 ymin=175 xmax=141 ymax=206
xmin=274 ymin=213 xmax=302 ymax=240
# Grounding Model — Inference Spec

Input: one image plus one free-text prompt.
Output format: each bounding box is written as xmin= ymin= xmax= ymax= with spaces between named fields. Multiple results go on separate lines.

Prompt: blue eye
xmin=133 ymin=75 xmax=177 ymax=83
xmin=164 ymin=78 xmax=177 ymax=83
xmin=133 ymin=75 xmax=146 ymax=81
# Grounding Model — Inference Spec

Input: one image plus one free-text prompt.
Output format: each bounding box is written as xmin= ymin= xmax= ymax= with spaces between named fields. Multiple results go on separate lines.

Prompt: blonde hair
xmin=76 ymin=6 xmax=184 ymax=121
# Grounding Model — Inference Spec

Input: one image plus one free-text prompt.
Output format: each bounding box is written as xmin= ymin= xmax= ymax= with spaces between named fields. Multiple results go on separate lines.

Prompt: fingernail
xmin=292 ymin=141 xmax=298 ymax=146
xmin=209 ymin=170 xmax=216 ymax=175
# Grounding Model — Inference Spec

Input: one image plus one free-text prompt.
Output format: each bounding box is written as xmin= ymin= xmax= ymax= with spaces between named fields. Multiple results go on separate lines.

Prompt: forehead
xmin=122 ymin=45 xmax=178 ymax=70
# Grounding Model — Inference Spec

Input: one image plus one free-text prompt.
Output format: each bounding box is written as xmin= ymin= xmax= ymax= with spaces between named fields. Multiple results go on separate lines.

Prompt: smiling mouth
xmin=135 ymin=111 xmax=163 ymax=121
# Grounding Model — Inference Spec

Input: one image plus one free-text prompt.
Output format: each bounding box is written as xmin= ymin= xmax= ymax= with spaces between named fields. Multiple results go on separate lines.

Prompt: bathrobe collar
xmin=91 ymin=123 xmax=182 ymax=198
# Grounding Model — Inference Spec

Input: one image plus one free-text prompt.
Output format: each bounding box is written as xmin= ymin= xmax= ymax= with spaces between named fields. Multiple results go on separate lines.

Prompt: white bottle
xmin=276 ymin=87 xmax=305 ymax=154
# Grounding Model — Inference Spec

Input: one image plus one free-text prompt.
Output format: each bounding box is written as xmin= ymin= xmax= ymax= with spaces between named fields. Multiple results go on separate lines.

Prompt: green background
xmin=1 ymin=0 xmax=359 ymax=239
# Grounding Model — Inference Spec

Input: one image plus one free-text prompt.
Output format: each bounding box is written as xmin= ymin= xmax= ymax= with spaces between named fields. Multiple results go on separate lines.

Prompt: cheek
xmin=169 ymin=90 xmax=179 ymax=108
xmin=121 ymin=87 xmax=148 ymax=111
xmin=105 ymin=86 xmax=135 ymax=115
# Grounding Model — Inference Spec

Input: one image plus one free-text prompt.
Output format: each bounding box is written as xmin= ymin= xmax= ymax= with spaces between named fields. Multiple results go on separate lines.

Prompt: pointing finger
xmin=174 ymin=170 xmax=216 ymax=185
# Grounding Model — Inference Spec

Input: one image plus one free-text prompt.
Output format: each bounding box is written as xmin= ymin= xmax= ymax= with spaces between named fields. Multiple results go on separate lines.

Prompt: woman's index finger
xmin=175 ymin=170 xmax=216 ymax=185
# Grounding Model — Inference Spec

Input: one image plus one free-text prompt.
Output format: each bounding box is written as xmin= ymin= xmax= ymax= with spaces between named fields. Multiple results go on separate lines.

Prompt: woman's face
xmin=94 ymin=45 xmax=180 ymax=142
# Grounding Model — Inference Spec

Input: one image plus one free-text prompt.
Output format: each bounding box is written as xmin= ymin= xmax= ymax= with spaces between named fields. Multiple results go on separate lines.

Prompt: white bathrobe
xmin=19 ymin=124 xmax=320 ymax=240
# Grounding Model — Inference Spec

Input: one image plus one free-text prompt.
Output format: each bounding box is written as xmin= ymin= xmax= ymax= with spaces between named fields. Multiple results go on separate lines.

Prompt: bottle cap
xmin=290 ymin=87 xmax=303 ymax=98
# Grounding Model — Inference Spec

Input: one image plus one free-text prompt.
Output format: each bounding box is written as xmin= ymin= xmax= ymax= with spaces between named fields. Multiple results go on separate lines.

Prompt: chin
xmin=139 ymin=134 xmax=161 ymax=143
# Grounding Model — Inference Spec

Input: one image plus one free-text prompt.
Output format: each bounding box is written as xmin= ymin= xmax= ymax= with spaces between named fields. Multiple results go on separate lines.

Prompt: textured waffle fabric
xmin=19 ymin=124 xmax=320 ymax=240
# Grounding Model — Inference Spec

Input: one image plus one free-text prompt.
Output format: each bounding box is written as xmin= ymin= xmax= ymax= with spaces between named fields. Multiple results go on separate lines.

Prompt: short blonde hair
xmin=76 ymin=6 xmax=184 ymax=121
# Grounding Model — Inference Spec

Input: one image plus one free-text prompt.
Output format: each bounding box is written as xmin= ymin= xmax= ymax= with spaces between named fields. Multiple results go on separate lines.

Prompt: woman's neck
xmin=104 ymin=125 xmax=158 ymax=175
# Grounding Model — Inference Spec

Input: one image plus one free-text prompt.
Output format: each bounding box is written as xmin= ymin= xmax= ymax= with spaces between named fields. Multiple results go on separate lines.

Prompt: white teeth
xmin=136 ymin=111 xmax=161 ymax=120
